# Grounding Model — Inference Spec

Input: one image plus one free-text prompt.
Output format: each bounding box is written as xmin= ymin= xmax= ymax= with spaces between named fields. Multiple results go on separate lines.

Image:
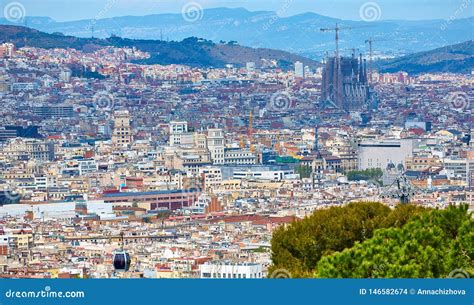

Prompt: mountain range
xmin=0 ymin=24 xmax=472 ymax=74
xmin=1 ymin=8 xmax=472 ymax=59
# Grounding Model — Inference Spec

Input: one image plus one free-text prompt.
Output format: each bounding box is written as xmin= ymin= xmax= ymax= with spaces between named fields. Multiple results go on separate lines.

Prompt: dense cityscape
xmin=0 ymin=4 xmax=473 ymax=280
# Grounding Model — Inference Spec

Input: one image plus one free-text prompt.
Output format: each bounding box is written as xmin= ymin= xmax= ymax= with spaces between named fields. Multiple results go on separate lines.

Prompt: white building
xmin=78 ymin=159 xmax=98 ymax=175
xmin=0 ymin=200 xmax=113 ymax=220
xmin=233 ymin=169 xmax=294 ymax=181
xmin=0 ymin=202 xmax=76 ymax=219
xmin=224 ymin=148 xmax=258 ymax=165
xmin=59 ymin=69 xmax=72 ymax=83
xmin=199 ymin=262 xmax=264 ymax=279
xmin=199 ymin=167 xmax=222 ymax=189
xmin=443 ymin=158 xmax=474 ymax=185
xmin=207 ymin=128 xmax=225 ymax=165
xmin=187 ymin=194 xmax=213 ymax=214
xmin=358 ymin=139 xmax=419 ymax=170
xmin=169 ymin=121 xmax=194 ymax=146
xmin=294 ymin=61 xmax=304 ymax=78
xmin=246 ymin=62 xmax=256 ymax=73
xmin=34 ymin=176 xmax=57 ymax=190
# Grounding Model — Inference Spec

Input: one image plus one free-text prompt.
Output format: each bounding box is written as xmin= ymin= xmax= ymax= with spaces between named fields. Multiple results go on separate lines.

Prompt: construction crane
xmin=320 ymin=23 xmax=354 ymax=59
xmin=364 ymin=38 xmax=387 ymax=84
xmin=365 ymin=38 xmax=374 ymax=83
xmin=380 ymin=174 xmax=422 ymax=204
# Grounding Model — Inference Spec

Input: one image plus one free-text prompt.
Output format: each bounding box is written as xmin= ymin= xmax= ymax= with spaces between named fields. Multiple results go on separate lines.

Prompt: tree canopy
xmin=270 ymin=201 xmax=428 ymax=277
xmin=315 ymin=204 xmax=473 ymax=278
xmin=347 ymin=168 xmax=383 ymax=182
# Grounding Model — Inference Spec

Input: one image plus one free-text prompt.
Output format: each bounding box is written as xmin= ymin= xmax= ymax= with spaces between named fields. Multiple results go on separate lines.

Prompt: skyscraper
xmin=294 ymin=61 xmax=305 ymax=78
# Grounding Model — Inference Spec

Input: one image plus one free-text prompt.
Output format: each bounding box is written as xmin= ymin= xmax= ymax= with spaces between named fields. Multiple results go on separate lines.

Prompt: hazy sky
xmin=2 ymin=0 xmax=473 ymax=21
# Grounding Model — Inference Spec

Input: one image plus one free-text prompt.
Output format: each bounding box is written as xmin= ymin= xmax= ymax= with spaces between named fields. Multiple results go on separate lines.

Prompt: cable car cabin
xmin=113 ymin=250 xmax=131 ymax=272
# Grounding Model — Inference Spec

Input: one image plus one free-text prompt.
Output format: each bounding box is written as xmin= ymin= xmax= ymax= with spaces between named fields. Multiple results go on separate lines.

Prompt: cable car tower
xmin=380 ymin=174 xmax=421 ymax=204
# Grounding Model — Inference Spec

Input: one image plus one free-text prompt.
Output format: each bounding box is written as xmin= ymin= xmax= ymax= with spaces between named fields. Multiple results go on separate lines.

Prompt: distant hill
xmin=1 ymin=8 xmax=472 ymax=58
xmin=378 ymin=40 xmax=474 ymax=74
xmin=0 ymin=25 xmax=317 ymax=69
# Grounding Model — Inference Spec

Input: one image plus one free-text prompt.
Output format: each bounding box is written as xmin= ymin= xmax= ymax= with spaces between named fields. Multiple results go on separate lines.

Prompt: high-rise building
xmin=294 ymin=61 xmax=304 ymax=78
xmin=321 ymin=54 xmax=370 ymax=111
xmin=207 ymin=128 xmax=225 ymax=165
xmin=112 ymin=110 xmax=133 ymax=148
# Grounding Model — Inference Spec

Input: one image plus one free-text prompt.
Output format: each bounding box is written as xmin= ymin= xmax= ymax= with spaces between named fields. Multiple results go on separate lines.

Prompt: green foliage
xmin=269 ymin=202 xmax=427 ymax=277
xmin=347 ymin=169 xmax=383 ymax=182
xmin=315 ymin=204 xmax=473 ymax=278
xmin=380 ymin=41 xmax=474 ymax=74
xmin=251 ymin=246 xmax=269 ymax=253
xmin=295 ymin=165 xmax=312 ymax=179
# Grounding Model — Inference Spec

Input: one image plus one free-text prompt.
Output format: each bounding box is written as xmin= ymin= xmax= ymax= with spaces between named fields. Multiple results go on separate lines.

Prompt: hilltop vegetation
xmin=0 ymin=25 xmax=317 ymax=69
xmin=316 ymin=205 xmax=473 ymax=278
xmin=2 ymin=8 xmax=472 ymax=56
xmin=270 ymin=202 xmax=473 ymax=278
xmin=378 ymin=40 xmax=474 ymax=74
